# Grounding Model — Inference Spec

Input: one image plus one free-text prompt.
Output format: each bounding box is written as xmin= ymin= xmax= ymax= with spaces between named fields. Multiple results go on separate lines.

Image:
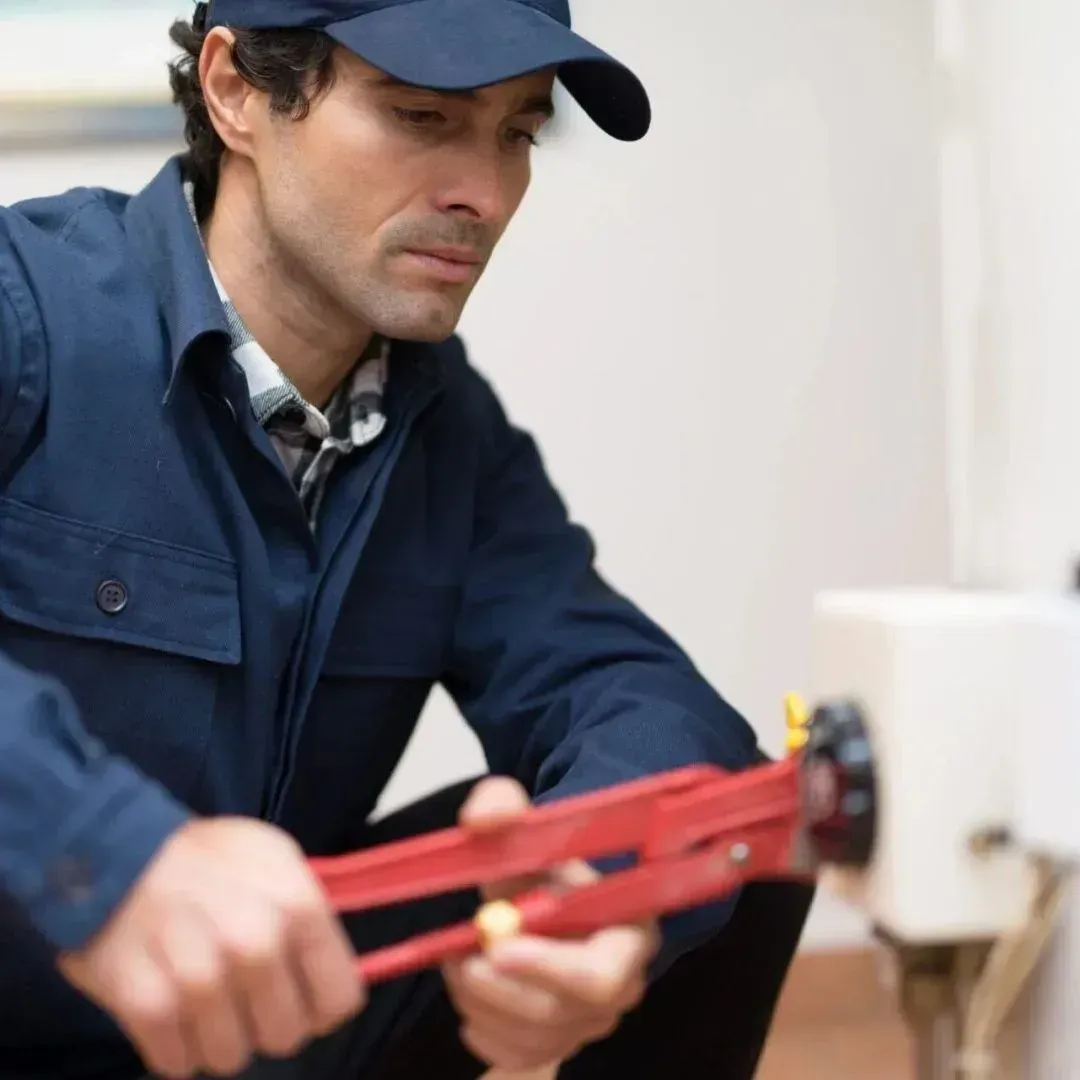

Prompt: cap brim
xmin=324 ymin=0 xmax=651 ymax=141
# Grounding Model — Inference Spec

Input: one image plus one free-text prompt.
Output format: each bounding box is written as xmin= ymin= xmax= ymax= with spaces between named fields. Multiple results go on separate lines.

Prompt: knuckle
xmin=141 ymin=1047 xmax=193 ymax=1080
xmin=122 ymin=986 xmax=180 ymax=1031
xmin=581 ymin=972 xmax=621 ymax=1007
xmin=281 ymin=894 xmax=327 ymax=937
xmin=225 ymin=917 xmax=286 ymax=968
xmin=176 ymin=964 xmax=225 ymax=1003
xmin=204 ymin=1045 xmax=252 ymax=1077
xmin=325 ymin=980 xmax=365 ymax=1025
xmin=258 ymin=1024 xmax=308 ymax=1059
xmin=529 ymin=996 xmax=564 ymax=1028
xmin=233 ymin=936 xmax=282 ymax=969
xmin=290 ymin=882 xmax=323 ymax=918
xmin=307 ymin=967 xmax=365 ymax=1031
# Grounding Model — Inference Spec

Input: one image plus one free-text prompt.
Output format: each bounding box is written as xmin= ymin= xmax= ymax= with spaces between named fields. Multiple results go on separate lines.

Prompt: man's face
xmin=248 ymin=50 xmax=555 ymax=342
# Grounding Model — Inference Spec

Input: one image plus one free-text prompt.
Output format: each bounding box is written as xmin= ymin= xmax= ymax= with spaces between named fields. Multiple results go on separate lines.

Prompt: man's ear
xmin=198 ymin=27 xmax=260 ymax=159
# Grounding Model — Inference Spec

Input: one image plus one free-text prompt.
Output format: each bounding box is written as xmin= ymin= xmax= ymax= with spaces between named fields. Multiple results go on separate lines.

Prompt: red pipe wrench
xmin=308 ymin=694 xmax=876 ymax=984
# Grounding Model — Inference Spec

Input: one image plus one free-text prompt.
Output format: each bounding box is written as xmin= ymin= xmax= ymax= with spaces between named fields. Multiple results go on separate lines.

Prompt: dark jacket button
xmin=48 ymin=856 xmax=95 ymax=903
xmin=96 ymin=579 xmax=129 ymax=615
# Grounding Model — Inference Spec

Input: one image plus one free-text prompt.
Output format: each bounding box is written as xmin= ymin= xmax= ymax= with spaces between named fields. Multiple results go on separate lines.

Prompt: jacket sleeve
xmin=444 ymin=363 xmax=762 ymax=960
xmin=0 ymin=220 xmax=193 ymax=953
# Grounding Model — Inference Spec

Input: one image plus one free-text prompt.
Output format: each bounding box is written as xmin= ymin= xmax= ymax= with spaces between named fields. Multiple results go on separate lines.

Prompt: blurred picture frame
xmin=0 ymin=0 xmax=188 ymax=149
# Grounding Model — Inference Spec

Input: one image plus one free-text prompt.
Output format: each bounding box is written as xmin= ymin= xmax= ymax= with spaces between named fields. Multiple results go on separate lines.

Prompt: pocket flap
xmin=0 ymin=499 xmax=240 ymax=665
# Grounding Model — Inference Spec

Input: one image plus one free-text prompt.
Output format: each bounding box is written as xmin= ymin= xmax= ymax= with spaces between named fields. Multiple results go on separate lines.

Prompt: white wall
xmin=0 ymin=0 xmax=947 ymax=949
xmin=957 ymin=2 xmax=1080 ymax=1073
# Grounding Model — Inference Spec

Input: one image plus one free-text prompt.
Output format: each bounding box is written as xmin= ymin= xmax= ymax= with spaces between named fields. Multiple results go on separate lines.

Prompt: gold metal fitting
xmin=784 ymin=692 xmax=810 ymax=755
xmin=474 ymin=900 xmax=524 ymax=948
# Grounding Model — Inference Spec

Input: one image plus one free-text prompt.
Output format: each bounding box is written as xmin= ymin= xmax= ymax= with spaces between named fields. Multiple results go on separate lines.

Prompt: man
xmin=0 ymin=1 xmax=813 ymax=1078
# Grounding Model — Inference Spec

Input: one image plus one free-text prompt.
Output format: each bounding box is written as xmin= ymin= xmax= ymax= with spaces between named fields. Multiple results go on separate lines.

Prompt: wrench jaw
xmin=799 ymin=699 xmax=879 ymax=872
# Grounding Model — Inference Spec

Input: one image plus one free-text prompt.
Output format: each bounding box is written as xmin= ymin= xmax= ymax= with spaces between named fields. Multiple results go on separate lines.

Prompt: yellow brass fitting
xmin=784 ymin=692 xmax=810 ymax=754
xmin=474 ymin=900 xmax=523 ymax=948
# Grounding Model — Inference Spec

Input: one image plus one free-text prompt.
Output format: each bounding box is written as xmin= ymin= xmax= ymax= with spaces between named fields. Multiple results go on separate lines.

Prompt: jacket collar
xmin=124 ymin=156 xmax=231 ymax=398
xmin=123 ymin=154 xmax=447 ymax=406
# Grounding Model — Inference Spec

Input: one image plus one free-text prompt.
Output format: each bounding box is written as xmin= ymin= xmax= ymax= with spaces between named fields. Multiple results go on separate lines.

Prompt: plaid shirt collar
xmin=184 ymin=183 xmax=389 ymax=527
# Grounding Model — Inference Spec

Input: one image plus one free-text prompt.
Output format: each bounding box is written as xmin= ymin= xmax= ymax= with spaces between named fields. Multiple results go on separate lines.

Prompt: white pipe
xmin=935 ymin=0 xmax=981 ymax=588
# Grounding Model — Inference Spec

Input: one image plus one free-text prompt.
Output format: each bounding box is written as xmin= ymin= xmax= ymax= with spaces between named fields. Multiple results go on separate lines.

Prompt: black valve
xmin=799 ymin=699 xmax=877 ymax=869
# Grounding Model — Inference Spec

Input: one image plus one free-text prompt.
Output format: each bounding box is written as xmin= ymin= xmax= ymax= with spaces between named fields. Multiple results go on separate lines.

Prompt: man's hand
xmin=57 ymin=818 xmax=365 ymax=1080
xmin=442 ymin=778 xmax=659 ymax=1072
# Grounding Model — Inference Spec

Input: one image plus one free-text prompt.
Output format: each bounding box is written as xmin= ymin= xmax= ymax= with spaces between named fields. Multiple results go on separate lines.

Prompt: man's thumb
xmin=459 ymin=776 xmax=531 ymax=832
xmin=458 ymin=777 xmax=544 ymax=902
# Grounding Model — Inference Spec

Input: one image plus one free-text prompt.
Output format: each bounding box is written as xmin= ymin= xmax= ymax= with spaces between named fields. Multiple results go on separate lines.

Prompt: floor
xmin=756 ymin=1018 xmax=914 ymax=1079
xmin=753 ymin=947 xmax=916 ymax=1080
xmin=482 ymin=1018 xmax=915 ymax=1080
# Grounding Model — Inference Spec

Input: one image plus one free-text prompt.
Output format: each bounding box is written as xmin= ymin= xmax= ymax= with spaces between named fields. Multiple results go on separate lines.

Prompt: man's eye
xmin=505 ymin=128 xmax=539 ymax=147
xmin=393 ymin=108 xmax=445 ymax=127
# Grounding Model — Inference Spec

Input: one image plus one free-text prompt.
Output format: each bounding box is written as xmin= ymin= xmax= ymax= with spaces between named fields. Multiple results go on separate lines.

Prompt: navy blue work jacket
xmin=0 ymin=157 xmax=759 ymax=1060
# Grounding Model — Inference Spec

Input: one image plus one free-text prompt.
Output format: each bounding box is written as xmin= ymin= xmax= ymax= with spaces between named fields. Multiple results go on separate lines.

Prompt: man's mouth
xmin=401 ymin=247 xmax=483 ymax=284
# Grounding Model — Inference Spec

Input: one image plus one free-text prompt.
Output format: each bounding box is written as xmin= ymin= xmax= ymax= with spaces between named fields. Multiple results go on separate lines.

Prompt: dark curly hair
xmin=167 ymin=19 xmax=338 ymax=220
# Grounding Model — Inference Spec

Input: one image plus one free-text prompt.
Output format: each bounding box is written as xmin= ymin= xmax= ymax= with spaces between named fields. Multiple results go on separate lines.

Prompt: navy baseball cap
xmin=193 ymin=0 xmax=650 ymax=141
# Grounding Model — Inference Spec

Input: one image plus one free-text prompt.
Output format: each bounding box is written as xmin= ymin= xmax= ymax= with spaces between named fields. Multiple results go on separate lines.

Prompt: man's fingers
xmin=460 ymin=786 xmax=602 ymax=902
xmin=592 ymin=918 xmax=662 ymax=967
xmin=221 ymin=908 xmax=310 ymax=1060
xmin=444 ymin=958 xmax=597 ymax=1067
xmin=445 ymin=957 xmax=564 ymax=1029
xmin=460 ymin=1021 xmax=567 ymax=1075
xmin=488 ymin=928 xmax=651 ymax=1011
xmin=106 ymin=945 xmax=194 ymax=1080
xmin=460 ymin=1024 xmax=535 ymax=1073
xmin=290 ymin=900 xmax=366 ymax=1036
xmin=460 ymin=776 xmax=539 ymax=899
xmin=459 ymin=776 xmax=532 ymax=832
xmin=454 ymin=786 xmax=653 ymax=1062
xmin=157 ymin=910 xmax=252 ymax=1078
xmin=56 ymin=818 xmax=372 ymax=1080
xmin=549 ymin=858 xmax=600 ymax=889
xmin=481 ymin=870 xmax=549 ymax=904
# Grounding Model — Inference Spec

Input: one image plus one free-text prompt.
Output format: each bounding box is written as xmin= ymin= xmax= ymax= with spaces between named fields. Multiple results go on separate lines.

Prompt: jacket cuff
xmin=14 ymin=759 xmax=192 ymax=952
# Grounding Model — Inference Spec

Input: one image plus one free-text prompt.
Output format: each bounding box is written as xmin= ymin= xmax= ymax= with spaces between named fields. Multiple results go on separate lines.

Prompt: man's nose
xmin=433 ymin=153 xmax=516 ymax=229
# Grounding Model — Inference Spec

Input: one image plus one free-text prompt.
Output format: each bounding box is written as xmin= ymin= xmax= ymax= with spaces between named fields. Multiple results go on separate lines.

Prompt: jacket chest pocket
xmin=0 ymin=499 xmax=241 ymax=806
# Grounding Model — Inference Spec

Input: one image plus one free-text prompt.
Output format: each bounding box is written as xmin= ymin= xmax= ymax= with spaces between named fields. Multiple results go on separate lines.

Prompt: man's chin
xmin=391 ymin=325 xmax=460 ymax=344
xmin=368 ymin=292 xmax=467 ymax=344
